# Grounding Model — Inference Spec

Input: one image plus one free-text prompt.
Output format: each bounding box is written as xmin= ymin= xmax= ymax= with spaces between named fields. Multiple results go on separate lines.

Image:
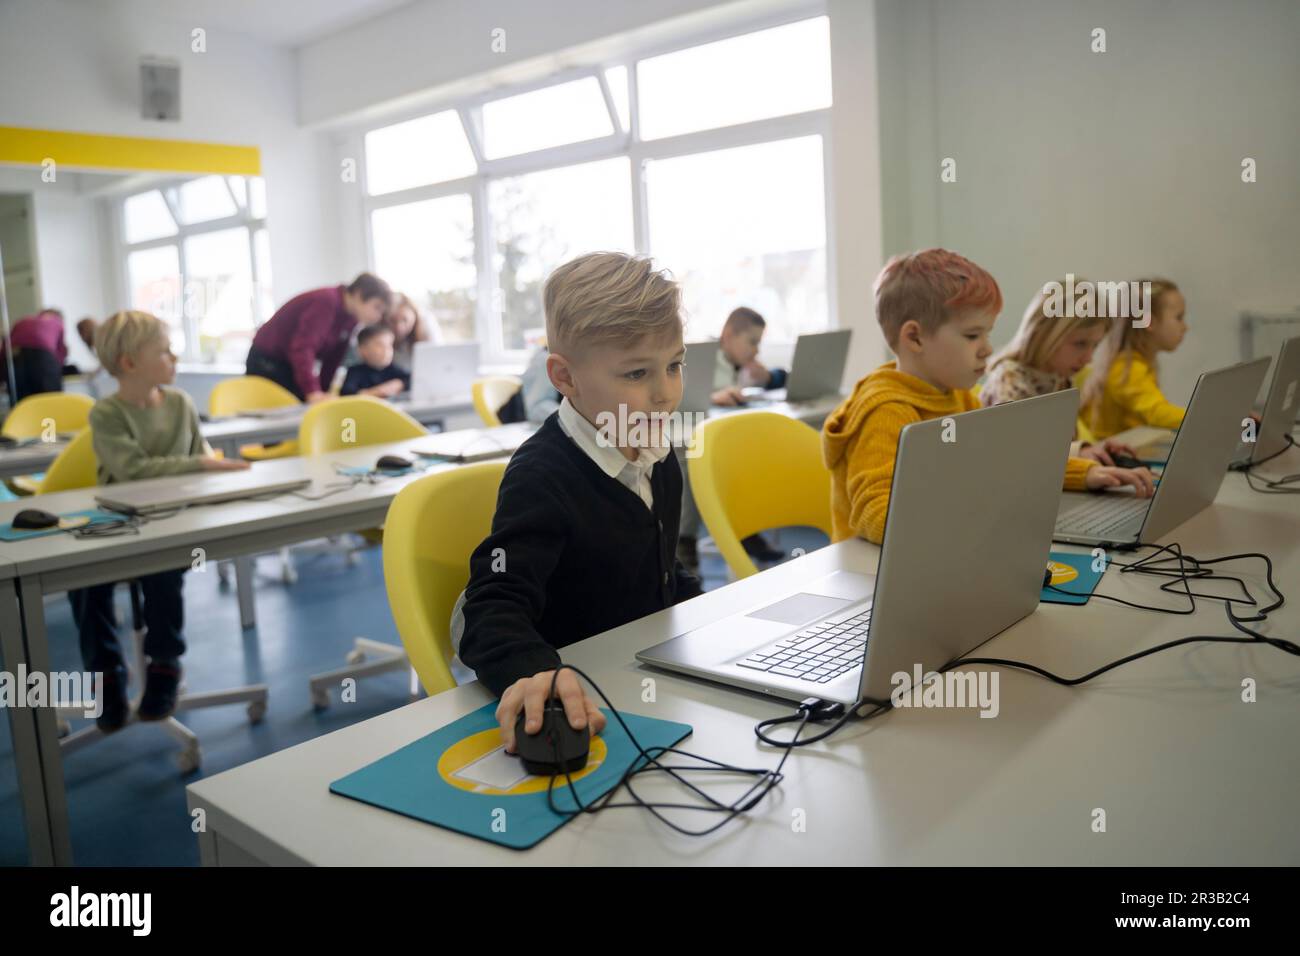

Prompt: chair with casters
xmin=42 ymin=432 xmax=269 ymax=773
xmin=687 ymin=411 xmax=833 ymax=580
xmin=471 ymin=376 xmax=523 ymax=428
xmin=2 ymin=391 xmax=95 ymax=495
xmin=383 ymin=461 xmax=508 ymax=696
xmin=297 ymin=396 xmax=429 ymax=708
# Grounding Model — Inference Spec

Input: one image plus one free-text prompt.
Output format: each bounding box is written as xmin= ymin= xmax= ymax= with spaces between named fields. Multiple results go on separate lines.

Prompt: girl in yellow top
xmin=982 ymin=278 xmax=1152 ymax=470
xmin=1080 ymin=278 xmax=1188 ymax=438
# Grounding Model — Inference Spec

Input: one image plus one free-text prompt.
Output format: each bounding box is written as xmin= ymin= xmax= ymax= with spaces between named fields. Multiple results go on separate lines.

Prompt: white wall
xmin=0 ymin=0 xmax=342 ymax=317
xmin=874 ymin=0 xmax=1300 ymax=403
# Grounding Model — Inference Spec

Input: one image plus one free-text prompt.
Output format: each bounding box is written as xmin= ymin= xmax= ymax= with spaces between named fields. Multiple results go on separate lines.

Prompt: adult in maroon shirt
xmin=246 ymin=273 xmax=392 ymax=402
xmin=1 ymin=308 xmax=70 ymax=401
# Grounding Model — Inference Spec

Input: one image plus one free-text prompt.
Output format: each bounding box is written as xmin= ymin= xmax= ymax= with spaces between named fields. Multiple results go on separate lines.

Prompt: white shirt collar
xmin=556 ymin=397 xmax=670 ymax=480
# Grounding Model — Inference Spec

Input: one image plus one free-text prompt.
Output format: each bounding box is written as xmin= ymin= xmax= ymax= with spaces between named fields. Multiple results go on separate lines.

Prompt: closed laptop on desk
xmin=96 ymin=472 xmax=311 ymax=515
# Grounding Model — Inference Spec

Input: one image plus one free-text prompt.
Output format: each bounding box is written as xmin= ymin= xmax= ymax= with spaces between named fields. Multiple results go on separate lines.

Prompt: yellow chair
xmin=209 ymin=376 xmax=301 ymax=460
xmin=472 ymin=376 xmax=523 ymax=428
xmin=37 ymin=428 xmax=99 ymax=494
xmin=297 ymin=395 xmax=428 ymax=708
xmin=687 ymin=411 xmax=833 ymax=580
xmin=298 ymin=395 xmax=427 ymax=454
xmin=383 ymin=462 xmax=507 ymax=695
xmin=3 ymin=392 xmax=96 ymax=495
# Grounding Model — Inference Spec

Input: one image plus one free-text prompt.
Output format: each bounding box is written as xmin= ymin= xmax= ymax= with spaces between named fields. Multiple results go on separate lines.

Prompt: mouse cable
xmin=1242 ymin=434 xmax=1300 ymax=493
xmin=538 ymin=664 xmax=814 ymax=837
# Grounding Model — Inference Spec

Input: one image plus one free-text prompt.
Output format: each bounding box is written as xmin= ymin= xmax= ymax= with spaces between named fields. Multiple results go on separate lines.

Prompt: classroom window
xmin=489 ymin=158 xmax=633 ymax=351
xmin=481 ymin=77 xmax=615 ymax=160
xmin=365 ymin=111 xmax=477 ymax=196
xmin=646 ymin=136 xmax=828 ymax=341
xmin=118 ymin=175 xmax=270 ymax=364
xmin=370 ymin=194 xmax=477 ymax=343
xmin=636 ymin=17 xmax=832 ymax=140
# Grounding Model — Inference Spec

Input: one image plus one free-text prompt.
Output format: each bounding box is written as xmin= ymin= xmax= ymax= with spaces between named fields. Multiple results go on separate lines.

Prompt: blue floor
xmin=0 ymin=526 xmax=826 ymax=865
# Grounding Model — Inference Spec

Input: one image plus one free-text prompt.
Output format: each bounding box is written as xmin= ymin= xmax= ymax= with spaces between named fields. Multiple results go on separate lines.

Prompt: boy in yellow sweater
xmin=822 ymin=249 xmax=1155 ymax=544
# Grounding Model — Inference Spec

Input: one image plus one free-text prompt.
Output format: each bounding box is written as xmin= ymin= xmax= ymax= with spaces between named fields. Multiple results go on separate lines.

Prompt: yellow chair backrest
xmin=383 ymin=462 xmax=507 ymax=695
xmin=209 ymin=376 xmax=300 ymax=417
xmin=38 ymin=428 xmax=99 ymax=494
xmin=297 ymin=395 xmax=427 ymax=454
xmin=472 ymin=376 xmax=523 ymax=428
xmin=687 ymin=411 xmax=832 ymax=579
xmin=2 ymin=392 xmax=95 ymax=439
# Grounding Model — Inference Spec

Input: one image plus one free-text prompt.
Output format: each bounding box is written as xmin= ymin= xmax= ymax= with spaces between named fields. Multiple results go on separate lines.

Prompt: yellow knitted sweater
xmin=1081 ymin=351 xmax=1186 ymax=438
xmin=822 ymin=362 xmax=1094 ymax=544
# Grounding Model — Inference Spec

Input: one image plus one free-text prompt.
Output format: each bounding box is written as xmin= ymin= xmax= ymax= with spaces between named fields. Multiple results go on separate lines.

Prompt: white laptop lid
xmin=411 ymin=342 xmax=479 ymax=404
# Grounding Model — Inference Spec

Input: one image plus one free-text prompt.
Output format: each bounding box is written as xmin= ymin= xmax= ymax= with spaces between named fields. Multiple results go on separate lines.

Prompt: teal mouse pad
xmin=329 ymin=701 xmax=693 ymax=850
xmin=1040 ymin=550 xmax=1106 ymax=605
xmin=1 ymin=508 xmax=123 ymax=541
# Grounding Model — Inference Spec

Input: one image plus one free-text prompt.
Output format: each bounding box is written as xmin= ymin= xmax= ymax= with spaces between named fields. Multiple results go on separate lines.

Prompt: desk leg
xmin=235 ymin=555 xmax=256 ymax=630
xmin=1 ymin=578 xmax=55 ymax=866
xmin=17 ymin=575 xmax=73 ymax=865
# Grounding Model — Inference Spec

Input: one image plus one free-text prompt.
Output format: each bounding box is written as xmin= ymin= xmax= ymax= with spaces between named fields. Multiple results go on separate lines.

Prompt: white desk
xmin=0 ymin=397 xmax=477 ymax=479
xmin=0 ymin=422 xmax=533 ymax=865
xmin=184 ymin=446 xmax=1300 ymax=865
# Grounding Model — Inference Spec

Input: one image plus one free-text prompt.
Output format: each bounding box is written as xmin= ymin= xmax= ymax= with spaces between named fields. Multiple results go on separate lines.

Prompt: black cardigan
xmin=459 ymin=413 xmax=702 ymax=695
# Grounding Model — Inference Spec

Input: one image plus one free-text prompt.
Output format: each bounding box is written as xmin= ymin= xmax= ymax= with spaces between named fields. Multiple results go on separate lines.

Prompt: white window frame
xmin=359 ymin=1 xmax=834 ymax=365
xmin=113 ymin=176 xmax=269 ymax=364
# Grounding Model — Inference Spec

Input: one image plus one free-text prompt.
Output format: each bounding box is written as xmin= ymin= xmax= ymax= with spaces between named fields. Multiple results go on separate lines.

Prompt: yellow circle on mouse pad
xmin=57 ymin=516 xmax=91 ymax=530
xmin=1047 ymin=561 xmax=1079 ymax=585
xmin=438 ymin=727 xmax=607 ymax=795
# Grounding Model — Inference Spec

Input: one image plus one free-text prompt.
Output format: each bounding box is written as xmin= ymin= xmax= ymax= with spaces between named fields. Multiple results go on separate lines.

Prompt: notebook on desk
xmin=412 ymin=423 xmax=536 ymax=463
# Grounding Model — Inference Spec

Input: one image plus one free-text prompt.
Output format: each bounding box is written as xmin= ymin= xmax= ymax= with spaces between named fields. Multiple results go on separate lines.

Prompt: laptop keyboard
xmin=1056 ymin=496 xmax=1149 ymax=537
xmin=735 ymin=609 xmax=870 ymax=683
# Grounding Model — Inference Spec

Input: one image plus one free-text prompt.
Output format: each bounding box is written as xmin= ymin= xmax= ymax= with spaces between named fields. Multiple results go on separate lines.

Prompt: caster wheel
xmin=57 ymin=719 xmax=71 ymax=738
xmin=311 ymin=688 xmax=330 ymax=711
xmin=346 ymin=649 xmax=365 ymax=665
xmin=176 ymin=746 xmax=202 ymax=774
xmin=247 ymin=699 xmax=267 ymax=723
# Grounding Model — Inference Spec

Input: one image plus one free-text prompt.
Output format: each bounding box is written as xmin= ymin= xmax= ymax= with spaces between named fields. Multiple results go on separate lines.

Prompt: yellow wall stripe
xmin=0 ymin=126 xmax=261 ymax=176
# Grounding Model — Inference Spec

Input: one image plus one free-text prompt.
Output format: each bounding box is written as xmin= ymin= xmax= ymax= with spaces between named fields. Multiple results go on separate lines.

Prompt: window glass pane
xmin=370 ymin=194 xmax=477 ymax=343
xmin=489 ymin=157 xmax=633 ymax=350
xmin=123 ymin=190 xmax=176 ymax=243
xmin=248 ymin=176 xmax=267 ymax=219
xmin=227 ymin=176 xmax=248 ymax=209
xmin=253 ymin=229 xmax=274 ymax=324
xmin=637 ymin=17 xmax=831 ymax=140
xmin=482 ymin=77 xmax=614 ymax=160
xmin=174 ymin=175 xmax=237 ymax=224
xmin=127 ymin=245 xmax=184 ymax=352
xmin=646 ymin=136 xmax=827 ymax=341
xmin=184 ymin=228 xmax=254 ymax=364
xmin=365 ymin=110 xmax=477 ymax=196
xmin=605 ymin=66 xmax=630 ymax=132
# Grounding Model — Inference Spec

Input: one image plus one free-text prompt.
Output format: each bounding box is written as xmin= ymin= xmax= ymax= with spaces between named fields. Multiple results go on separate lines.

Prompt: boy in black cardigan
xmin=457 ymin=252 xmax=702 ymax=752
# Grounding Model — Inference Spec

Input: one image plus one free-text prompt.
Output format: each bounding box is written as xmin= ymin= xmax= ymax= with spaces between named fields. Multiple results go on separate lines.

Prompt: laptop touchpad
xmin=746 ymin=592 xmax=850 ymax=626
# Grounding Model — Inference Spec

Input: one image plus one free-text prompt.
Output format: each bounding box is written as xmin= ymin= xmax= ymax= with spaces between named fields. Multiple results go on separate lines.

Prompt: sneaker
xmin=95 ymin=672 xmax=129 ymax=734
xmin=138 ymin=660 xmax=182 ymax=721
xmin=742 ymin=533 xmax=784 ymax=562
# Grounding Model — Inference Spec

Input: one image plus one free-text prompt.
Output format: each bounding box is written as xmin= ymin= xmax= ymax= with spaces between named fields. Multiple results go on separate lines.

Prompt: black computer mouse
xmin=375 ymin=453 xmax=413 ymax=471
xmin=12 ymin=508 xmax=60 ymax=530
xmin=1111 ymin=453 xmax=1144 ymax=470
xmin=513 ymin=700 xmax=591 ymax=776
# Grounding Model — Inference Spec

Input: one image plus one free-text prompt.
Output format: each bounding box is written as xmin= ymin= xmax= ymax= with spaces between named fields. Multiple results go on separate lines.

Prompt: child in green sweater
xmin=73 ymin=310 xmax=248 ymax=732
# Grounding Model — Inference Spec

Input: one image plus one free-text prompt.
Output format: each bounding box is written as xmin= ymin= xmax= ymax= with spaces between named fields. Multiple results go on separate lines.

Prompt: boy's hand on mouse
xmin=740 ymin=361 xmax=772 ymax=387
xmin=498 ymin=668 xmax=606 ymax=754
xmin=201 ymin=456 xmax=251 ymax=471
xmin=1085 ymin=464 xmax=1156 ymax=497
xmin=711 ymin=386 xmax=746 ymax=407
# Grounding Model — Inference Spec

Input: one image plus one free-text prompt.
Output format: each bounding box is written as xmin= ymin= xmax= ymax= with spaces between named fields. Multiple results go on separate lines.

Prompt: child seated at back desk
xmin=340 ymin=324 xmax=410 ymax=398
xmin=821 ymin=249 xmax=1154 ymax=545
xmin=710 ymin=306 xmax=789 ymax=407
xmin=1080 ymin=278 xmax=1188 ymax=439
xmin=453 ymin=252 xmax=702 ymax=750
xmin=76 ymin=310 xmax=249 ymax=732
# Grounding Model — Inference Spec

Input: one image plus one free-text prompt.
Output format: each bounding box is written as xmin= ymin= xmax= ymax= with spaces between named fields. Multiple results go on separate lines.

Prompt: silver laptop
xmin=412 ymin=422 xmax=535 ymax=463
xmin=637 ymin=390 xmax=1076 ymax=705
xmin=679 ymin=340 xmax=722 ymax=413
xmin=410 ymin=342 xmax=479 ymax=404
xmin=745 ymin=329 xmax=852 ymax=405
xmin=96 ymin=471 xmax=311 ymax=515
xmin=239 ymin=404 xmax=303 ymax=419
xmin=1230 ymin=336 xmax=1300 ymax=467
xmin=1054 ymin=358 xmax=1269 ymax=549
